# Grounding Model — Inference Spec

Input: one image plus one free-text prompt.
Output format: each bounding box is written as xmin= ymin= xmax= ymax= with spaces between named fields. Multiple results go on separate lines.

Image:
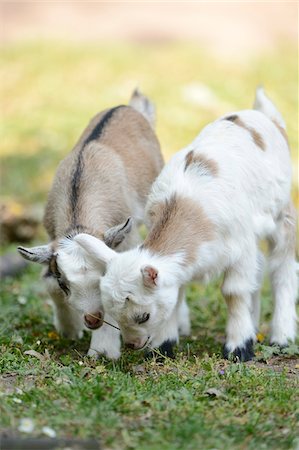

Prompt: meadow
xmin=0 ymin=41 xmax=298 ymax=450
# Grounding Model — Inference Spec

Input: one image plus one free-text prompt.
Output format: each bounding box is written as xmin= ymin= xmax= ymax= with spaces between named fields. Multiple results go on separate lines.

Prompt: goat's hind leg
xmin=178 ymin=286 xmax=191 ymax=337
xmin=250 ymin=251 xmax=265 ymax=332
xmin=268 ymin=202 xmax=298 ymax=346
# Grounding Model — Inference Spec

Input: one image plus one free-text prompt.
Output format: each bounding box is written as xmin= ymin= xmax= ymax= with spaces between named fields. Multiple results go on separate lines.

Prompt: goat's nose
xmin=84 ymin=312 xmax=103 ymax=330
xmin=125 ymin=342 xmax=136 ymax=350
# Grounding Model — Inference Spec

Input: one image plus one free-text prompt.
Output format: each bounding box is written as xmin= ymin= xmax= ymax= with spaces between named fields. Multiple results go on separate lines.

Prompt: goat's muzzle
xmin=84 ymin=312 xmax=103 ymax=330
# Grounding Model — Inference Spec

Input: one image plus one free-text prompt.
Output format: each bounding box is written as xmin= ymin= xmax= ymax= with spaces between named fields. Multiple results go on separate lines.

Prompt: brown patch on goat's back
xmin=272 ymin=119 xmax=289 ymax=148
xmin=99 ymin=106 xmax=163 ymax=200
xmin=225 ymin=115 xmax=266 ymax=151
xmin=43 ymin=105 xmax=163 ymax=241
xmin=143 ymin=194 xmax=213 ymax=264
xmin=184 ymin=150 xmax=218 ymax=175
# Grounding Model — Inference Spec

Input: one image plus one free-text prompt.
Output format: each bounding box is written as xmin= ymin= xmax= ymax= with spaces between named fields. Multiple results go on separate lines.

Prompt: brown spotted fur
xmin=143 ymin=194 xmax=213 ymax=264
xmin=44 ymin=106 xmax=163 ymax=243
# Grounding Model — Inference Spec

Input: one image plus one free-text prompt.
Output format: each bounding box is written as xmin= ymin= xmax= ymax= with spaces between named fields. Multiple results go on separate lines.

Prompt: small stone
xmin=204 ymin=387 xmax=227 ymax=399
xmin=42 ymin=426 xmax=56 ymax=438
xmin=17 ymin=296 xmax=27 ymax=305
xmin=132 ymin=364 xmax=146 ymax=374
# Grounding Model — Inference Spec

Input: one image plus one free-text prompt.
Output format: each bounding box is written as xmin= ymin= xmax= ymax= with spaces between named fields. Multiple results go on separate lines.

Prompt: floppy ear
xmin=17 ymin=244 xmax=52 ymax=264
xmin=141 ymin=265 xmax=159 ymax=288
xmin=74 ymin=233 xmax=117 ymax=265
xmin=104 ymin=217 xmax=133 ymax=249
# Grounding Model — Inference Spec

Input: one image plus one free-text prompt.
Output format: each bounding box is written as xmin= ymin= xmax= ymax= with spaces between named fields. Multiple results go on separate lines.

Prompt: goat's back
xmin=44 ymin=106 xmax=163 ymax=240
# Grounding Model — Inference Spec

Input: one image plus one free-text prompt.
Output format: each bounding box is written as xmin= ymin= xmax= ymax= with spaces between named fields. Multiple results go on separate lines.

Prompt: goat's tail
xmin=253 ymin=86 xmax=286 ymax=129
xmin=129 ymin=88 xmax=156 ymax=129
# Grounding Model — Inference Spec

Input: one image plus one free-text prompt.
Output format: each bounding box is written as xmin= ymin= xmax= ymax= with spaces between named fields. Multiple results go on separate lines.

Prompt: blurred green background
xmin=1 ymin=2 xmax=298 ymax=219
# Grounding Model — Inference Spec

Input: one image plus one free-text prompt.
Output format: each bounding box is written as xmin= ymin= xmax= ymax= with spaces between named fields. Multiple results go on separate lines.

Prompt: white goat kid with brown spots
xmin=18 ymin=90 xmax=164 ymax=359
xmin=76 ymin=88 xmax=297 ymax=361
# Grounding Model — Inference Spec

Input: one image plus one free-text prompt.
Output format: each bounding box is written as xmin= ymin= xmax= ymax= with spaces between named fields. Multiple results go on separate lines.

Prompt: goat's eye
xmin=135 ymin=312 xmax=150 ymax=325
xmin=57 ymin=278 xmax=70 ymax=296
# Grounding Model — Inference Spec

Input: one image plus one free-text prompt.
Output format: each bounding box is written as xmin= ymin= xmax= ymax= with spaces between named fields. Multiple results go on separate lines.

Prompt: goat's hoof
xmin=269 ymin=339 xmax=292 ymax=349
xmin=146 ymin=339 xmax=176 ymax=361
xmin=223 ymin=338 xmax=255 ymax=362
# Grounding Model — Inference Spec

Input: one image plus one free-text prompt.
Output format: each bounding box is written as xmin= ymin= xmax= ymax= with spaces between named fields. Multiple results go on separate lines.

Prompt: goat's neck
xmin=142 ymin=194 xmax=212 ymax=272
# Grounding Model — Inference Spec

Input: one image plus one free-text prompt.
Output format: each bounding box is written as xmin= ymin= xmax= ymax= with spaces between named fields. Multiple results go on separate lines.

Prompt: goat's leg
xmin=148 ymin=306 xmax=180 ymax=359
xmin=149 ymin=286 xmax=190 ymax=359
xmin=250 ymin=251 xmax=265 ymax=331
xmin=177 ymin=286 xmax=191 ymax=337
xmin=222 ymin=247 xmax=258 ymax=361
xmin=87 ymin=314 xmax=121 ymax=360
xmin=51 ymin=297 xmax=84 ymax=340
xmin=268 ymin=202 xmax=297 ymax=346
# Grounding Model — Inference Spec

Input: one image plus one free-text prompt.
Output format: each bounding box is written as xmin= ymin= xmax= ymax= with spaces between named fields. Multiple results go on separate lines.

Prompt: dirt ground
xmin=1 ymin=2 xmax=297 ymax=59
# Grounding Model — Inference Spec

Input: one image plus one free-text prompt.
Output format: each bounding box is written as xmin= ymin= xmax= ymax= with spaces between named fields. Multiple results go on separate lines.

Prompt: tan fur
xmin=143 ymin=194 xmax=213 ymax=264
xmin=184 ymin=150 xmax=218 ymax=175
xmin=234 ymin=117 xmax=266 ymax=151
xmin=44 ymin=106 xmax=163 ymax=243
xmin=272 ymin=119 xmax=289 ymax=148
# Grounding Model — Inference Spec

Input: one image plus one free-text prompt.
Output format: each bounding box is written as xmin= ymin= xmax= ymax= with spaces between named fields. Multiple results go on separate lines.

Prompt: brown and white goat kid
xmin=75 ymin=88 xmax=298 ymax=361
xmin=18 ymin=90 xmax=164 ymax=359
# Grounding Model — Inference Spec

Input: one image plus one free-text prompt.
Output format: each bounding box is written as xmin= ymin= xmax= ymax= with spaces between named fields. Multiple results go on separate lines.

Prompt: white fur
xmin=90 ymin=88 xmax=297 ymax=359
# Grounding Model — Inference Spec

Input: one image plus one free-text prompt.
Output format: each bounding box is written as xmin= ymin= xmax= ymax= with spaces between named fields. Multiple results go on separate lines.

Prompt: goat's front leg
xmin=222 ymin=253 xmax=258 ymax=362
xmin=87 ymin=314 xmax=121 ymax=360
xmin=149 ymin=307 xmax=180 ymax=359
xmin=51 ymin=294 xmax=84 ymax=340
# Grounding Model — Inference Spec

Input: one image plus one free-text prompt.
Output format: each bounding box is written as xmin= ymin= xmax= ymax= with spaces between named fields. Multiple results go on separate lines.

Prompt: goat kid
xmin=75 ymin=87 xmax=298 ymax=361
xmin=18 ymin=89 xmax=164 ymax=359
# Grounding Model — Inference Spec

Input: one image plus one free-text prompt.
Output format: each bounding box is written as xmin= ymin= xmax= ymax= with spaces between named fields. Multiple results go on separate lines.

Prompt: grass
xmin=0 ymin=41 xmax=298 ymax=449
xmin=1 ymin=265 xmax=298 ymax=450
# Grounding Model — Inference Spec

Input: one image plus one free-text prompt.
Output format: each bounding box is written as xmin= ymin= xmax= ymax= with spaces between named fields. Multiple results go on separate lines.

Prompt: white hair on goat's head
xmin=97 ymin=246 xmax=182 ymax=350
xmin=42 ymin=235 xmax=106 ymax=326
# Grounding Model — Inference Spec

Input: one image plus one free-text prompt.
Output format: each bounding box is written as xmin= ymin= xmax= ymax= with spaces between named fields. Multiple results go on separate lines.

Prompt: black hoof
xmin=223 ymin=338 xmax=255 ymax=362
xmin=145 ymin=339 xmax=176 ymax=361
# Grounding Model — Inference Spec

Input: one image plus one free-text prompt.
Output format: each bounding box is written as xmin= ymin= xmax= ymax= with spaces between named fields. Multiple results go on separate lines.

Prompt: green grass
xmin=0 ymin=41 xmax=298 ymax=449
xmin=1 ymin=266 xmax=298 ymax=449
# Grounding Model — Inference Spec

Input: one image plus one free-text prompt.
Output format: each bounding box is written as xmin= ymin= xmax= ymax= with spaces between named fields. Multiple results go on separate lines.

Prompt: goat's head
xmin=18 ymin=218 xmax=133 ymax=330
xmin=73 ymin=235 xmax=180 ymax=349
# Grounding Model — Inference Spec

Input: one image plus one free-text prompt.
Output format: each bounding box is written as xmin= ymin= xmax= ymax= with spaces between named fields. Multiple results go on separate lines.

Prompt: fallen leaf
xmin=48 ymin=331 xmax=60 ymax=340
xmin=24 ymin=350 xmax=44 ymax=361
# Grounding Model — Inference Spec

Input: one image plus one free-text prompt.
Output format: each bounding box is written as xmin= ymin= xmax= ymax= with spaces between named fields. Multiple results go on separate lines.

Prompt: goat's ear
xmin=104 ymin=217 xmax=133 ymax=249
xmin=17 ymin=244 xmax=52 ymax=264
xmin=141 ymin=265 xmax=159 ymax=288
xmin=74 ymin=233 xmax=116 ymax=265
